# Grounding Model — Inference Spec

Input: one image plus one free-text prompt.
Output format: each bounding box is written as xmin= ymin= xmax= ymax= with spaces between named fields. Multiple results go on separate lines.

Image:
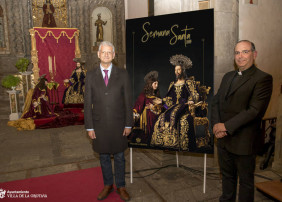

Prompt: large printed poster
xmin=126 ymin=9 xmax=214 ymax=154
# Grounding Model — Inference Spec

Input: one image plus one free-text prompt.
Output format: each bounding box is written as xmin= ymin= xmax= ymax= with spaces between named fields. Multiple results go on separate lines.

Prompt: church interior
xmin=0 ymin=0 xmax=281 ymax=201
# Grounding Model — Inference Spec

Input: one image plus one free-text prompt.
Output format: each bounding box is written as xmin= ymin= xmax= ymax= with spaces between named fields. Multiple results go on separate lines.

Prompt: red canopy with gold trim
xmin=30 ymin=27 xmax=81 ymax=104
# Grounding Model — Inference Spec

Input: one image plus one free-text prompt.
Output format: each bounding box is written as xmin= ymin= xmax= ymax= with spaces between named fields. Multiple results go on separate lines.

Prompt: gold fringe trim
xmin=8 ymin=119 xmax=36 ymax=131
xmin=34 ymin=29 xmax=79 ymax=43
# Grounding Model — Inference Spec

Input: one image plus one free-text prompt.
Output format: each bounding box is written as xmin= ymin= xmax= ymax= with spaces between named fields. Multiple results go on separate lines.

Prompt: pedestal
xmin=7 ymin=89 xmax=22 ymax=120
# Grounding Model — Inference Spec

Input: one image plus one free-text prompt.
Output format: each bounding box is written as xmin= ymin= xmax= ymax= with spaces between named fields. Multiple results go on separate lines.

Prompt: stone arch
xmin=91 ymin=7 xmax=113 ymax=46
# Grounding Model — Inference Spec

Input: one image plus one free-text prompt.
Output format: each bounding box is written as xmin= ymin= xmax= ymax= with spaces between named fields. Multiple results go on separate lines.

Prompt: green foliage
xmin=15 ymin=58 xmax=30 ymax=72
xmin=1 ymin=75 xmax=21 ymax=89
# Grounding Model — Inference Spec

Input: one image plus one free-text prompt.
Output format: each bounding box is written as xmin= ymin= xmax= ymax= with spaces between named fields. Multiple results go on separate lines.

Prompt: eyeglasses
xmin=234 ymin=50 xmax=252 ymax=55
xmin=100 ymin=51 xmax=113 ymax=55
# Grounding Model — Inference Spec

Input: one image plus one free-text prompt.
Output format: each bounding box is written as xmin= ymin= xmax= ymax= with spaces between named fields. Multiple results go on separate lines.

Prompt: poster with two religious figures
xmin=126 ymin=9 xmax=214 ymax=154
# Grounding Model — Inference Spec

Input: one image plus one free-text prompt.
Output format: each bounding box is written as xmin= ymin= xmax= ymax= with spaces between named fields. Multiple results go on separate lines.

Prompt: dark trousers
xmin=218 ymin=147 xmax=256 ymax=202
xmin=99 ymin=152 xmax=125 ymax=188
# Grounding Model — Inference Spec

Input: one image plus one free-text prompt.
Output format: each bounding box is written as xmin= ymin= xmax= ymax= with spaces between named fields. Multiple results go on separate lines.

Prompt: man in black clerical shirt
xmin=211 ymin=40 xmax=273 ymax=201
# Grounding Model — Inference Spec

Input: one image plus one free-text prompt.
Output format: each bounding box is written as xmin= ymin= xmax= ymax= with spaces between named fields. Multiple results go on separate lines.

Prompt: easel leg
xmin=176 ymin=151 xmax=179 ymax=168
xmin=130 ymin=147 xmax=133 ymax=183
xmin=203 ymin=153 xmax=207 ymax=193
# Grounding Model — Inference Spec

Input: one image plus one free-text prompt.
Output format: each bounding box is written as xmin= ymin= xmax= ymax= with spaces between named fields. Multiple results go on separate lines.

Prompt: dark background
xmin=126 ymin=9 xmax=214 ymax=102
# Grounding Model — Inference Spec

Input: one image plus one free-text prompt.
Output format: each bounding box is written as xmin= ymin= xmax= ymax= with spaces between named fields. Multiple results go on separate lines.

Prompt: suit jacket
xmin=84 ymin=65 xmax=133 ymax=154
xmin=211 ymin=65 xmax=273 ymax=155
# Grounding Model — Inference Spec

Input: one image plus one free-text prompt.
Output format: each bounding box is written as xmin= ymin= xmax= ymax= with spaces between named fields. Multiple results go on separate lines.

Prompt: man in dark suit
xmin=84 ymin=41 xmax=132 ymax=201
xmin=211 ymin=40 xmax=273 ymax=202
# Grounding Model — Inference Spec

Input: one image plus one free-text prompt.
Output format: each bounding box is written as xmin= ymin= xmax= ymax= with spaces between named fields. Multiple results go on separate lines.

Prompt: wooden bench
xmin=255 ymin=180 xmax=282 ymax=201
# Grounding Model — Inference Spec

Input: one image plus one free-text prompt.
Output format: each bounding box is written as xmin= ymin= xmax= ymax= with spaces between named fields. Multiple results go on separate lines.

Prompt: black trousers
xmin=218 ymin=147 xmax=256 ymax=202
xmin=100 ymin=152 xmax=125 ymax=188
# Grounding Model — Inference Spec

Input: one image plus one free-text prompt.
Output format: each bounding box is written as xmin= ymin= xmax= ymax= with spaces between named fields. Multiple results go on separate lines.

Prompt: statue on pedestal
xmin=42 ymin=0 xmax=57 ymax=27
xmin=62 ymin=60 xmax=86 ymax=104
xmin=95 ymin=13 xmax=107 ymax=42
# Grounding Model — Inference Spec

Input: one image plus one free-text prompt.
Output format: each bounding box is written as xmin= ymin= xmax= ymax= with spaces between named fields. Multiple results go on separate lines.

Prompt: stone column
xmin=211 ymin=0 xmax=239 ymax=91
xmin=210 ymin=0 xmax=239 ymax=166
xmin=29 ymin=28 xmax=40 ymax=83
xmin=154 ymin=0 xmax=198 ymax=16
xmin=272 ymin=89 xmax=282 ymax=170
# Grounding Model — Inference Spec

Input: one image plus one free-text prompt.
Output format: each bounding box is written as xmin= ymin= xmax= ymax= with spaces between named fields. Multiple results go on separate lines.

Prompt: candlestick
xmin=54 ymin=56 xmax=56 ymax=76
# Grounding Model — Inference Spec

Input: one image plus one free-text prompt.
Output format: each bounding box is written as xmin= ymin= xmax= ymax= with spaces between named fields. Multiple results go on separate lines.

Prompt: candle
xmin=54 ymin=56 xmax=56 ymax=75
xmin=48 ymin=56 xmax=53 ymax=73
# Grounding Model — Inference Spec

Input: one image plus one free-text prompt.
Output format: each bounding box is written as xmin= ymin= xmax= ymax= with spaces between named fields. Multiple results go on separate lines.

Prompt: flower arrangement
xmin=1 ymin=75 xmax=21 ymax=89
xmin=15 ymin=58 xmax=30 ymax=72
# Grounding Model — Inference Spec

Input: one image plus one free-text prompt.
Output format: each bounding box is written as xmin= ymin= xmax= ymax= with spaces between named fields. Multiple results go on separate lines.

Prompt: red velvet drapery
xmin=34 ymin=28 xmax=78 ymax=104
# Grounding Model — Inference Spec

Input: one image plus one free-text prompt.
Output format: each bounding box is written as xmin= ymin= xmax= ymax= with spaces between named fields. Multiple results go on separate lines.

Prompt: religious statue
xmin=42 ymin=0 xmax=57 ymax=27
xmin=95 ymin=13 xmax=107 ymax=42
xmin=129 ymin=71 xmax=163 ymax=146
xmin=150 ymin=55 xmax=200 ymax=151
xmin=62 ymin=60 xmax=87 ymax=104
xmin=22 ymin=74 xmax=56 ymax=119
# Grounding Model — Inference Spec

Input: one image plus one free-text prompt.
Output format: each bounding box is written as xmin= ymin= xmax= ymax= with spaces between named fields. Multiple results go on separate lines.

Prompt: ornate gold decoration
xmin=32 ymin=0 xmax=68 ymax=28
xmin=179 ymin=114 xmax=189 ymax=150
xmin=75 ymin=32 xmax=81 ymax=58
xmin=151 ymin=104 xmax=188 ymax=149
xmin=170 ymin=54 xmax=192 ymax=69
xmin=174 ymin=84 xmax=183 ymax=104
xmin=136 ymin=138 xmax=141 ymax=143
xmin=46 ymin=81 xmax=59 ymax=90
xmin=34 ymin=29 xmax=79 ymax=43
xmin=63 ymin=69 xmax=86 ymax=104
xmin=29 ymin=29 xmax=40 ymax=83
xmin=163 ymin=97 xmax=173 ymax=107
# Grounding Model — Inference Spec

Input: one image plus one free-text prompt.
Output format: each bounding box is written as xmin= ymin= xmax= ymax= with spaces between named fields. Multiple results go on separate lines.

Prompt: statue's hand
xmin=186 ymin=100 xmax=194 ymax=105
xmin=42 ymin=96 xmax=48 ymax=101
xmin=153 ymin=98 xmax=162 ymax=105
xmin=33 ymin=102 xmax=39 ymax=107
xmin=133 ymin=112 xmax=140 ymax=122
xmin=64 ymin=79 xmax=69 ymax=83
xmin=146 ymin=103 xmax=153 ymax=110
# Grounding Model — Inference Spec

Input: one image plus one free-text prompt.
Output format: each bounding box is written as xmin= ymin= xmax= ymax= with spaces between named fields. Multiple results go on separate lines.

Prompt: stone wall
xmin=0 ymin=0 xmax=33 ymax=118
xmin=67 ymin=0 xmax=126 ymax=70
xmin=0 ymin=0 xmax=32 ymax=74
xmin=0 ymin=0 xmax=126 ymax=117
xmin=239 ymin=0 xmax=282 ymax=119
xmin=0 ymin=0 xmax=126 ymax=69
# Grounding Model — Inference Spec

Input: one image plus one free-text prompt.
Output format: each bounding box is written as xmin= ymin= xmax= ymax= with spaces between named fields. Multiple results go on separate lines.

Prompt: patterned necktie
xmin=103 ymin=70 xmax=109 ymax=86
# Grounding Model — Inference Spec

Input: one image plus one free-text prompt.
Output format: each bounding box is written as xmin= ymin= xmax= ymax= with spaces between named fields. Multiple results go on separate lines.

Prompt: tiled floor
xmin=0 ymin=120 xmax=281 ymax=201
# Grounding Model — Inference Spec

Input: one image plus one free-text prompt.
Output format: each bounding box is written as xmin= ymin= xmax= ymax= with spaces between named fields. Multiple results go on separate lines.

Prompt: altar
xmin=18 ymin=27 xmax=86 ymax=129
xmin=29 ymin=27 xmax=81 ymax=104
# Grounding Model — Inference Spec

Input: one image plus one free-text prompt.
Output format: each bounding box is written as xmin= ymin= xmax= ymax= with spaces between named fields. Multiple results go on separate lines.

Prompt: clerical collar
xmin=237 ymin=65 xmax=255 ymax=76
